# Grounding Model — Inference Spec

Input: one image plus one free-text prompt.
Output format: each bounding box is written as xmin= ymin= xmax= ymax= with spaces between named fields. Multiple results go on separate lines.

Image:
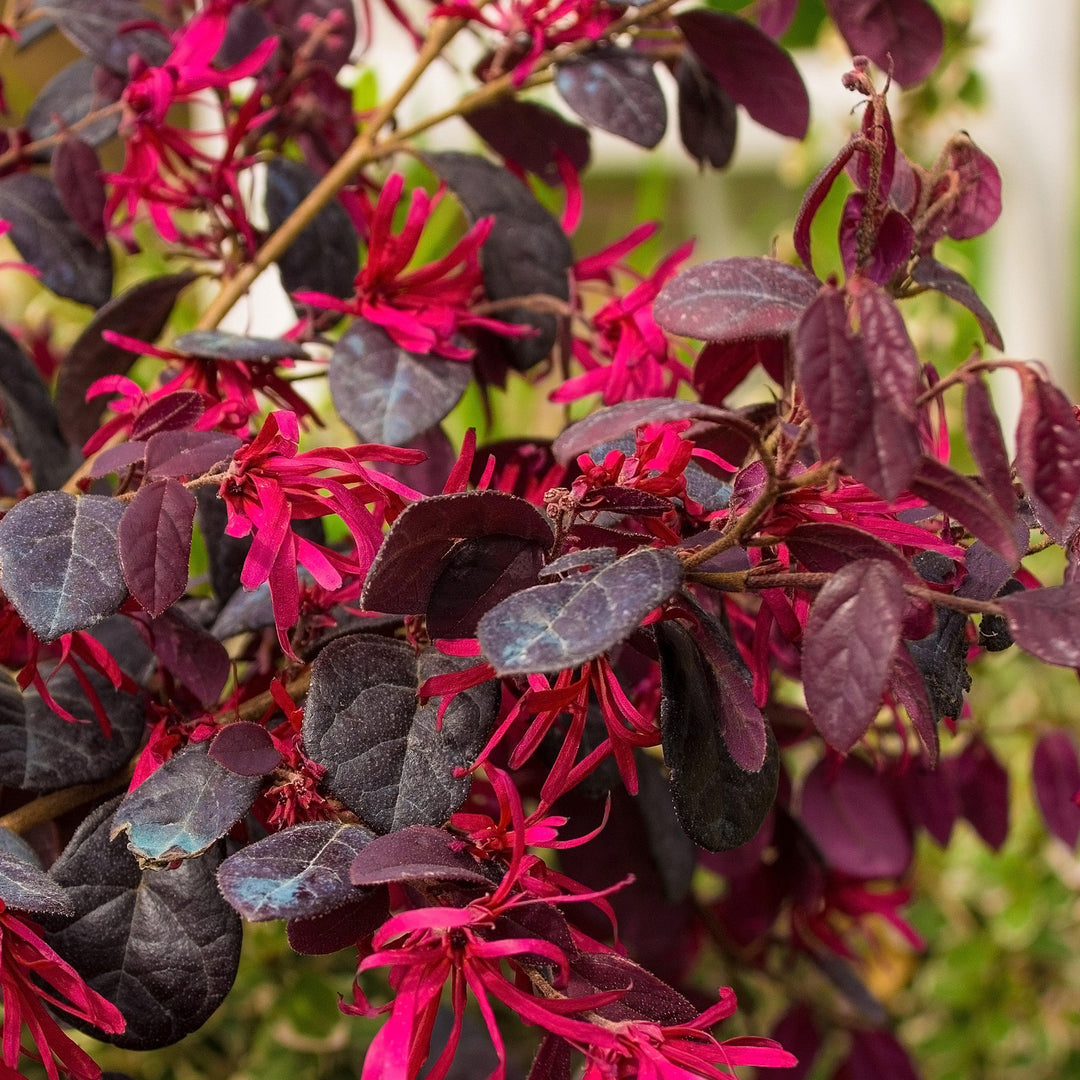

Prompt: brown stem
xmin=0 ymin=762 xmax=134 ymax=836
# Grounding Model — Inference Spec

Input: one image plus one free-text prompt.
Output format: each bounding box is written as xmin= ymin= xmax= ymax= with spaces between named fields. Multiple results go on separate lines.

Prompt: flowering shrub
xmin=0 ymin=1 xmax=1074 ymax=1078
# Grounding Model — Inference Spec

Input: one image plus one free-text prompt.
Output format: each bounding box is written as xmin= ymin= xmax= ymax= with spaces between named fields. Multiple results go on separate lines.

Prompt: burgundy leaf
xmin=835 ymin=1030 xmax=920 ymax=1080
xmin=963 ymin=375 xmax=1015 ymax=515
xmin=465 ymin=99 xmax=591 ymax=185
xmin=477 ymin=548 xmax=684 ymax=676
xmin=654 ymin=256 xmax=819 ymax=342
xmin=144 ymin=430 xmax=242 ymax=480
xmin=56 ymin=272 xmax=199 ymax=446
xmin=802 ymin=559 xmax=905 ymax=753
xmin=425 ymin=152 xmax=572 ymax=373
xmin=554 ymin=47 xmax=667 ymax=149
xmin=839 ymin=196 xmax=914 ymax=284
xmin=173 ymin=330 xmax=308 ymax=363
xmin=676 ymin=11 xmax=809 ymax=139
xmin=793 ymin=138 xmax=856 ymax=274
xmin=675 ymin=55 xmax=738 ymax=170
xmin=897 ymin=759 xmax=959 ymax=846
xmin=947 ymin=738 xmax=1009 ymax=850
xmin=759 ymin=1005 xmax=820 ymax=1080
xmin=756 ymin=0 xmax=799 ymax=38
xmin=910 ymin=257 xmax=1003 ymax=349
xmin=825 ymin=0 xmax=944 ymax=86
xmin=119 ymin=478 xmax=196 ymax=618
xmin=850 ymin=95 xmax=896 ymax=200
xmin=286 ymin=892 xmax=390 ymax=954
xmin=51 ymin=136 xmax=106 ymax=248
xmin=1032 ymin=731 xmax=1080 ymax=848
xmin=909 ymin=457 xmax=1019 ymax=565
xmin=888 ymin=645 xmax=938 ymax=764
xmin=528 ymin=1035 xmax=574 ymax=1080
xmin=938 ymin=136 xmax=1002 ymax=240
xmin=329 ymin=318 xmax=471 ymax=445
xmin=566 ymin=951 xmax=699 ymax=1025
xmin=130 ymin=390 xmax=206 ymax=441
xmin=349 ymin=825 xmax=491 ymax=887
xmin=552 ymin=399 xmax=721 ymax=464
xmin=998 ymin=582 xmax=1080 ymax=668
xmin=0 ymin=491 xmax=125 ymax=641
xmin=795 ymin=285 xmax=922 ymax=498
xmin=149 ymin=608 xmax=231 ymax=708
xmin=853 ymin=286 xmax=921 ymax=417
xmin=694 ymin=337 xmax=787 ymax=404
xmin=785 ymin=522 xmax=915 ymax=582
xmin=208 ymin=722 xmax=283 ymax=778
xmin=1014 ymin=374 xmax=1080 ymax=531
xmin=0 ymin=172 xmax=112 ymax=307
xmin=88 ymin=441 xmax=147 ymax=479
xmin=799 ymin=757 xmax=913 ymax=878
xmin=362 ymin=490 xmax=553 ymax=616
xmin=265 ymin=0 xmax=357 ymax=73
xmin=656 ymin=620 xmax=779 ymax=851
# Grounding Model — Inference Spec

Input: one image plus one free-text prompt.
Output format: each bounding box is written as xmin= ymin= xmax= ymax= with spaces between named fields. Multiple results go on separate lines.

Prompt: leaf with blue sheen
xmin=477 ymin=548 xmax=683 ymax=676
xmin=0 ymin=491 xmax=126 ymax=641
xmin=111 ymin=743 xmax=264 ymax=865
xmin=217 ymin=822 xmax=376 ymax=921
xmin=46 ymin=796 xmax=242 ymax=1050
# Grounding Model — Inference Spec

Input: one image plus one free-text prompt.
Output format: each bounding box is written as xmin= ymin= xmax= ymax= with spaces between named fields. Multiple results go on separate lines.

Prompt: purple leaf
xmin=265 ymin=0 xmax=357 ymax=74
xmin=909 ymin=457 xmax=1018 ymax=565
xmin=1014 ymin=374 xmax=1080 ymax=531
xmin=144 ymin=429 xmax=242 ymax=480
xmin=656 ymin=621 xmax=779 ymax=851
xmin=149 ymin=608 xmax=232 ymax=707
xmin=0 ymin=172 xmax=112 ymax=307
xmin=999 ymin=582 xmax=1080 ymax=668
xmin=888 ymin=645 xmax=938 ymax=763
xmin=25 ymin=57 xmax=122 ymax=151
xmin=426 ymin=534 xmax=546 ymax=638
xmin=554 ymin=47 xmax=667 ymax=149
xmin=0 ymin=846 xmax=74 ymax=917
xmin=208 ymin=722 xmax=283 ymax=778
xmin=1032 ymin=731 xmax=1080 ymax=848
xmin=675 ymin=55 xmax=738 ymax=170
xmin=119 ymin=478 xmax=196 ymax=618
xmin=362 ymin=490 xmax=553 ymax=616
xmin=329 ymin=318 xmax=471 ymax=445
xmin=693 ymin=337 xmax=787 ymax=403
xmin=37 ymin=0 xmax=170 ymax=73
xmin=425 ymin=152 xmax=573 ymax=373
xmin=112 ymin=743 xmax=264 ymax=864
xmin=825 ymin=0 xmax=944 ymax=86
xmin=349 ymin=825 xmax=491 ymax=887
xmin=936 ymin=136 xmax=1002 ymax=240
xmin=566 ymin=951 xmax=699 ymax=1025
xmin=793 ymin=138 xmax=856 ymax=274
xmin=756 ymin=0 xmax=799 ymax=38
xmin=302 ymin=635 xmax=499 ymax=831
xmin=676 ymin=10 xmax=809 ymax=139
xmin=51 ymin=136 xmax=106 ymax=248
xmin=89 ymin=441 xmax=148 ymax=478
xmin=173 ymin=330 xmax=308 ymax=363
xmin=839 ymin=196 xmax=914 ymax=284
xmin=785 ymin=521 xmax=914 ymax=581
xmin=46 ymin=796 xmax=242 ymax=1050
xmin=963 ymin=375 xmax=1015 ymax=515
xmin=477 ymin=548 xmax=683 ymax=676
xmin=799 ymin=757 xmax=913 ymax=877
xmin=130 ymin=390 xmax=206 ymax=441
xmin=0 ymin=491 xmax=125 ymax=641
xmin=56 ymin=271 xmax=199 ymax=446
xmin=286 ymin=892 xmax=390 ymax=954
xmin=465 ymin=99 xmax=591 ymax=185
xmin=528 ymin=1035 xmax=574 ymax=1080
xmin=802 ymin=559 xmax=905 ymax=753
xmin=897 ymin=759 xmax=959 ymax=846
xmin=655 ymin=256 xmax=819 ymax=342
xmin=795 ymin=284 xmax=922 ymax=499
xmin=218 ymin=821 xmax=376 ymax=921
xmin=265 ymin=157 xmax=359 ymax=300
xmin=835 ymin=1030 xmax=921 ymax=1080
xmin=910 ymin=258 xmax=1003 ymax=349
xmin=854 ymin=286 xmax=921 ymax=417
xmin=759 ymin=1005 xmax=820 ymax=1080
xmin=948 ymin=738 xmax=1009 ymax=850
